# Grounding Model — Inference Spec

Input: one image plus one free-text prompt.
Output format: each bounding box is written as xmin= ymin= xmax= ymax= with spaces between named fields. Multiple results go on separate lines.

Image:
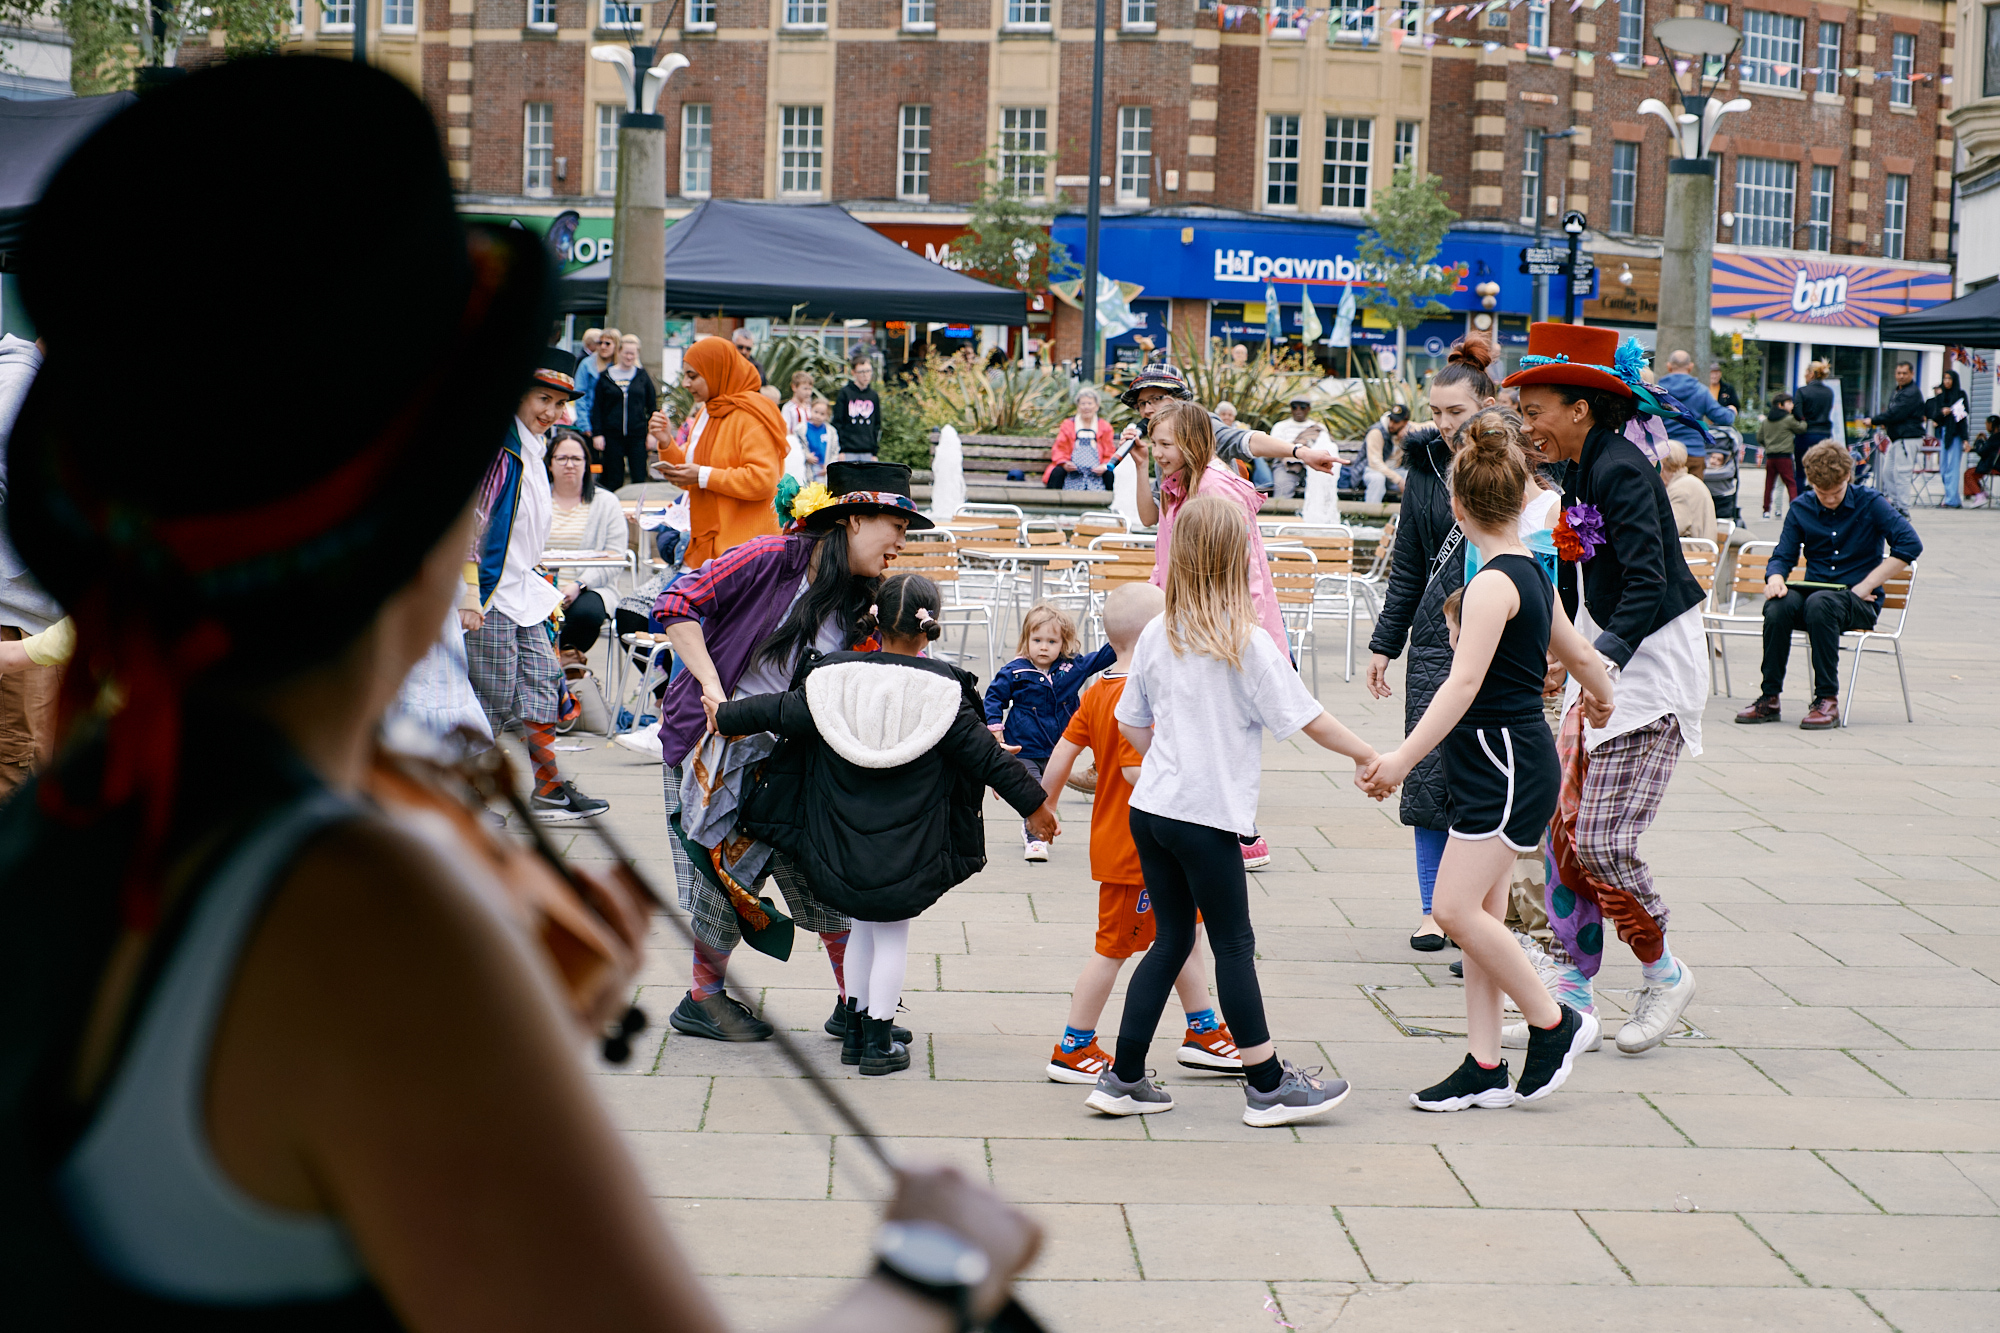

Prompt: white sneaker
xmin=1023 ymin=840 xmax=1049 ymax=862
xmin=1616 ymin=963 xmax=1697 ymax=1054
xmin=611 ymin=720 xmax=662 ymax=759
xmin=1501 ymin=1018 xmax=1602 ymax=1051
xmin=1502 ymin=931 xmax=1562 ymax=1014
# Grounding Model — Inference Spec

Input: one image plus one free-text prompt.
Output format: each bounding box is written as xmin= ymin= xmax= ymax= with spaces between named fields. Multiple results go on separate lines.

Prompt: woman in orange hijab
xmin=650 ymin=335 xmax=787 ymax=568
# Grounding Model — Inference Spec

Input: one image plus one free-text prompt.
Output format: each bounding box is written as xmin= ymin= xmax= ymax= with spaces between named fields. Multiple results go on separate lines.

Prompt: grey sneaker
xmin=1242 ymin=1061 xmax=1351 ymax=1128
xmin=1084 ymin=1068 xmax=1175 ymax=1116
xmin=1616 ymin=963 xmax=1697 ymax=1054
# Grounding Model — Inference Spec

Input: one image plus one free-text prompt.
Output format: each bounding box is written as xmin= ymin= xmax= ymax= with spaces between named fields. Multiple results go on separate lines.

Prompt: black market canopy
xmin=559 ymin=199 xmax=1028 ymax=325
xmin=0 ymin=92 xmax=137 ymax=251
xmin=1877 ymin=281 xmax=2000 ymax=346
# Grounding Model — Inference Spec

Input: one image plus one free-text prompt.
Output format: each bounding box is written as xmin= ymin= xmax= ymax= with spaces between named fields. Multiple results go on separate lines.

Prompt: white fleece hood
xmin=804 ymin=659 xmax=962 ymax=769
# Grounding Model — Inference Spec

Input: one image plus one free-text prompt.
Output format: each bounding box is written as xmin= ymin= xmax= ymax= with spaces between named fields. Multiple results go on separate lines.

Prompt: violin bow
xmin=464 ymin=746 xmax=1050 ymax=1333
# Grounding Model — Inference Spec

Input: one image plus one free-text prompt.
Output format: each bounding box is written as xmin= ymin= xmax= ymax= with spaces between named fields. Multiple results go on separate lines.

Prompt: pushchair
xmin=1702 ymin=425 xmax=1743 ymax=523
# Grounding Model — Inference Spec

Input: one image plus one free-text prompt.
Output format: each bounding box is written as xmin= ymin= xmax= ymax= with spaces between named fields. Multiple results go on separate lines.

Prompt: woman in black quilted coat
xmin=1365 ymin=337 xmax=1500 ymax=950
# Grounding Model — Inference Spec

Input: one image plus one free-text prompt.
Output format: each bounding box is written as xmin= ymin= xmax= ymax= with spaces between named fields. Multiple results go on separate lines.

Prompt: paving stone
xmin=1126 ymin=1203 xmax=1368 ymax=1281
xmin=1336 ymin=1206 xmax=1629 ymax=1284
xmin=1854 ymin=1005 xmax=2000 ymax=1049
xmin=625 ymin=1130 xmax=832 ymax=1199
xmin=668 ymin=1198 xmax=877 ymax=1276
xmin=1012 ymin=1279 xmax=1287 ymax=1329
xmin=1290 ymin=1283 xmax=1893 ymax=1332
xmin=1819 ymin=1150 xmax=2000 ymax=1215
xmin=1581 ymin=1210 xmax=1803 ymax=1286
xmin=1756 ymin=966 xmax=2000 ymax=1007
xmin=1651 ymin=1094 xmax=2000 ymax=1152
xmin=1797 ymin=932 xmax=1971 ymax=967
xmin=1943 ymin=1153 xmax=2000 ymax=1209
xmin=584 ymin=1073 xmax=711 ymax=1131
xmin=1744 ymin=1214 xmax=2000 ymax=1289
xmin=1857 ymin=1291 xmax=2000 ymax=1333
xmin=1440 ymin=1145 xmax=1873 ymax=1214
xmin=1852 ymin=1049 xmax=2000 ymax=1099
xmin=988 ymin=1139 xmax=1471 ymax=1207
xmin=1736 ymin=1048 xmax=1906 ymax=1098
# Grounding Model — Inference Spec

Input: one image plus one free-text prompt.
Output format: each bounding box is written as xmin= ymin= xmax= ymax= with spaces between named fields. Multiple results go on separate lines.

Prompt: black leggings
xmin=1114 ymin=809 xmax=1269 ymax=1077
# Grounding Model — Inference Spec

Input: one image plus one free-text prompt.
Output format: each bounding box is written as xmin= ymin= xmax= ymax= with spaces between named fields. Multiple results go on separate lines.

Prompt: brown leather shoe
xmin=1734 ymin=694 xmax=1782 ymax=724
xmin=1799 ymin=697 xmax=1840 ymax=730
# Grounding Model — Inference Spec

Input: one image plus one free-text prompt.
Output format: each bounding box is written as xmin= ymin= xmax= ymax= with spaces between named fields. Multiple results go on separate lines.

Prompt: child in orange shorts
xmin=1037 ymin=582 xmax=1241 ymax=1083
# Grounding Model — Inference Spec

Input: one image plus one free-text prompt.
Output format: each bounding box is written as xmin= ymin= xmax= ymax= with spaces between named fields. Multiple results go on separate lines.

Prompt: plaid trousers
xmin=661 ymin=761 xmax=850 ymax=953
xmin=463 ymin=614 xmax=563 ymax=732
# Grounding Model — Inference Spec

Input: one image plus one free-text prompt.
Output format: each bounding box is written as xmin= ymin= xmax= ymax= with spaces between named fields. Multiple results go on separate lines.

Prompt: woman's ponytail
xmin=875 ymin=571 xmax=943 ymax=642
xmin=1449 ymin=406 xmax=1532 ymax=529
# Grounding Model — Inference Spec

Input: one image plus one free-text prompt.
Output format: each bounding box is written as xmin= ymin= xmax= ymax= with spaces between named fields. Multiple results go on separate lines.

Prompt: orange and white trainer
xmin=1046 ymin=1040 xmax=1113 ymax=1084
xmin=1178 ymin=1025 xmax=1243 ymax=1072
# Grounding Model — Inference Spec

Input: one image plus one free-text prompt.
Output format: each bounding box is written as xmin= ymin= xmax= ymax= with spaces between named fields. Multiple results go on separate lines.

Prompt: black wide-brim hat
xmin=531 ymin=346 xmax=585 ymax=401
xmin=8 ymin=57 xmax=554 ymax=686
xmin=803 ymin=460 xmax=934 ymax=531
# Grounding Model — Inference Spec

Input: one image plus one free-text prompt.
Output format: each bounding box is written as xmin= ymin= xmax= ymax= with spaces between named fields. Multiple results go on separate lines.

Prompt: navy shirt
xmin=1766 ymin=484 xmax=1922 ymax=607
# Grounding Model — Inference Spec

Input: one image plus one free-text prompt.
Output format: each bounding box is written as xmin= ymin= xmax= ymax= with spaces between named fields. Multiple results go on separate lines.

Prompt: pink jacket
xmin=1151 ymin=459 xmax=1290 ymax=659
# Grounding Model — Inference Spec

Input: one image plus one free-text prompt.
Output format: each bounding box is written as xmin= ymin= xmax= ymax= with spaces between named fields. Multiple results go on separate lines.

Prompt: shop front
xmin=1710 ymin=248 xmax=1954 ymax=420
xmin=866 ymin=220 xmax=1052 ymax=367
xmin=1048 ymin=214 xmax=1564 ymax=380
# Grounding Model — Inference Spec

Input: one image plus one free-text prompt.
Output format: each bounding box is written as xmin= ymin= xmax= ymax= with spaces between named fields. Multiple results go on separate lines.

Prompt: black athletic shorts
xmin=1442 ymin=720 xmax=1559 ymax=853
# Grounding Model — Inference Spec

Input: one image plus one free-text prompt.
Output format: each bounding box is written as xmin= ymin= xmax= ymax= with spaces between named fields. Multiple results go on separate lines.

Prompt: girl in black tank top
xmin=1357 ymin=410 xmax=1619 ymax=1113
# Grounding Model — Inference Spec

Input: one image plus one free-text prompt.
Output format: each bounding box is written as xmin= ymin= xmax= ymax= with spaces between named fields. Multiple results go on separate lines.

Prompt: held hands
xmin=1024 ymin=803 xmax=1061 ymax=844
xmin=701 ymin=684 xmax=726 ymax=735
xmin=1579 ymin=689 xmax=1615 ymax=728
xmin=1542 ymin=650 xmax=1568 ymax=698
xmin=457 ymin=607 xmax=484 ymax=634
xmin=1357 ymin=747 xmax=1411 ymax=801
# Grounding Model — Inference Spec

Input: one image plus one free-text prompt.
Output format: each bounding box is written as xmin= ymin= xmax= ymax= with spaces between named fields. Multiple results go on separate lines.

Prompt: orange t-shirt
xmin=1063 ymin=673 xmax=1146 ymax=886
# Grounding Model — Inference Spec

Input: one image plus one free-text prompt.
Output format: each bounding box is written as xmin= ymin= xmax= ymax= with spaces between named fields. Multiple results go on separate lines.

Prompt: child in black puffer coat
xmin=720 ymin=572 xmax=1058 ymax=1075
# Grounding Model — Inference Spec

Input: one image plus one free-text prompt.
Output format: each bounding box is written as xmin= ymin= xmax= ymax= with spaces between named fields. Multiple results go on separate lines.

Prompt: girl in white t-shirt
xmin=1088 ymin=495 xmax=1380 ymax=1130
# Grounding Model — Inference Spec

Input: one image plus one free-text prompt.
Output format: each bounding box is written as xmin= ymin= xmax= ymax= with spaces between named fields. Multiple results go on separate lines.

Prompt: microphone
xmin=1107 ymin=423 xmax=1147 ymax=469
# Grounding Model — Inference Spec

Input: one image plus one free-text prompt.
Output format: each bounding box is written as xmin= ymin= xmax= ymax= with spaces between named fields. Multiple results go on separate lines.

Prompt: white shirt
xmin=1116 ymin=618 xmax=1323 ymax=837
xmin=686 ymin=407 xmax=715 ymax=490
xmin=1565 ymin=599 xmax=1706 ymax=756
xmin=1270 ymin=416 xmax=1320 ymax=451
xmin=488 ymin=418 xmax=564 ymax=628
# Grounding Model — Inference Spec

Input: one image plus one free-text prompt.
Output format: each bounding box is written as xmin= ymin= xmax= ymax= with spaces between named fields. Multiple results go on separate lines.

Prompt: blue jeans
xmin=1414 ymin=825 xmax=1449 ymax=915
xmin=1941 ymin=436 xmax=1964 ymax=507
xmin=1249 ymin=457 xmax=1274 ymax=490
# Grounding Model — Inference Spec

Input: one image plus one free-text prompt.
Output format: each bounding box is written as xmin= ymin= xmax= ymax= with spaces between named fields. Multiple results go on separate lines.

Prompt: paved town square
xmin=551 ymin=503 xmax=2000 ymax=1332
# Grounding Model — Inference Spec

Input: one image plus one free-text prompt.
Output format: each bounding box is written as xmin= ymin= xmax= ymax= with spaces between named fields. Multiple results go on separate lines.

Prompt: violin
xmin=365 ymin=736 xmax=655 ymax=1062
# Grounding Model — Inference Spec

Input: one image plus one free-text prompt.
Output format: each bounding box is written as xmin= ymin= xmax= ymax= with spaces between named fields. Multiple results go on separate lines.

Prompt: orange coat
xmin=667 ymin=337 xmax=786 ymax=567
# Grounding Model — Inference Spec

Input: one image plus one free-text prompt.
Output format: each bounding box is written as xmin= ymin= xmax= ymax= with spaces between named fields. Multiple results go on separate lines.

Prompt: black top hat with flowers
xmin=782 ymin=459 xmax=935 ymax=532
xmin=529 ymin=346 xmax=585 ymax=401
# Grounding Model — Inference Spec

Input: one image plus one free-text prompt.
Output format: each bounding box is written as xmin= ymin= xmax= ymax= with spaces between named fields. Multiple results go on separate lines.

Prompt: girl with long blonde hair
xmin=1089 ymin=495 xmax=1380 ymax=1129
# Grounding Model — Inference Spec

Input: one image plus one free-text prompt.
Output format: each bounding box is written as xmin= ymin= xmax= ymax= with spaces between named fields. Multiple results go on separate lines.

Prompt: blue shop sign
xmin=1052 ymin=215 xmax=1566 ymax=315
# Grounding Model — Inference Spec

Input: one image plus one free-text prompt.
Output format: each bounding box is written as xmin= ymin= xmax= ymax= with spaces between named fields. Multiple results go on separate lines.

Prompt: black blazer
xmin=1559 ymin=424 xmax=1707 ymax=668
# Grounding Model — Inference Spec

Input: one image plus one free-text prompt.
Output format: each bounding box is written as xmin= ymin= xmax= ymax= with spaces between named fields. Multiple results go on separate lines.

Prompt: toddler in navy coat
xmin=984 ymin=603 xmax=1116 ymax=861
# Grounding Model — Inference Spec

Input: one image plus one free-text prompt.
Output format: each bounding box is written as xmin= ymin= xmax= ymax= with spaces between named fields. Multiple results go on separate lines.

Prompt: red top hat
xmin=1500 ymin=322 xmax=1635 ymax=398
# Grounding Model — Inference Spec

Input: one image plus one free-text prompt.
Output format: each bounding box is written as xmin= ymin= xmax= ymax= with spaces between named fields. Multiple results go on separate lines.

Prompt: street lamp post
xmin=592 ymin=35 xmax=690 ymax=385
xmin=1079 ymin=0 xmax=1108 ymax=383
xmin=1643 ymin=17 xmax=1748 ymax=367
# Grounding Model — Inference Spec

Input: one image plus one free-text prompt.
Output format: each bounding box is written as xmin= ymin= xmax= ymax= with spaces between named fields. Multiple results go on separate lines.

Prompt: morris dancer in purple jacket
xmin=653 ymin=460 xmax=929 ymax=1044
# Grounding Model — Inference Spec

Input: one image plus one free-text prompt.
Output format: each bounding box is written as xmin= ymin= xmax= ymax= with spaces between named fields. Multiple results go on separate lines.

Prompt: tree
xmin=0 ymin=0 xmax=290 ymax=94
xmin=1356 ymin=160 xmax=1461 ymax=384
xmin=951 ymin=153 xmax=1076 ymax=294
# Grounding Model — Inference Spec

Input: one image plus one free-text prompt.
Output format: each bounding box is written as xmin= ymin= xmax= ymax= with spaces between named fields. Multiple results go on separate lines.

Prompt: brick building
xmin=1426 ymin=0 xmax=1955 ymax=406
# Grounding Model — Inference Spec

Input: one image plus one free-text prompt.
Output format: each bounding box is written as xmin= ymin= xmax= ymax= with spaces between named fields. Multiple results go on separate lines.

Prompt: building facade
xmin=1427 ymin=0 xmax=1954 ymax=406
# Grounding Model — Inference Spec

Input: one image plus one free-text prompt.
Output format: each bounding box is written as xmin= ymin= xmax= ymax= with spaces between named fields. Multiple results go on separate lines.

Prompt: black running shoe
xmin=822 ymin=999 xmax=911 ymax=1044
xmin=668 ymin=990 xmax=774 ymax=1042
xmin=1411 ymin=1054 xmax=1516 ymax=1111
xmin=532 ymin=780 xmax=609 ymax=822
xmin=1514 ymin=1005 xmax=1601 ymax=1102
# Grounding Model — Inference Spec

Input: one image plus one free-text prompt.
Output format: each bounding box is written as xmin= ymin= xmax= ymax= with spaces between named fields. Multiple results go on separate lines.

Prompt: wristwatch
xmin=872 ymin=1220 xmax=990 ymax=1331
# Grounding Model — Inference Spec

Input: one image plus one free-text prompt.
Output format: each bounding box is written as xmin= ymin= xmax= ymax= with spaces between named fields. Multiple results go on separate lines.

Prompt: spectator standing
xmin=0 ymin=333 xmax=64 ymax=797
xmin=1927 ymin=368 xmax=1968 ymax=510
xmin=1759 ymin=392 xmax=1806 ymax=516
xmin=781 ymin=368 xmax=816 ymax=439
xmin=1969 ymin=414 xmax=2000 ymax=507
xmin=649 ymin=335 xmax=786 ymax=568
xmin=801 ymin=397 xmax=834 ymax=480
xmin=1793 ymin=361 xmax=1835 ymax=450
xmin=1661 ymin=441 xmax=1717 ymax=544
xmin=731 ymin=326 xmax=765 ymax=385
xmin=1707 ymin=362 xmax=1740 ymax=413
xmin=1735 ymin=441 xmax=1921 ymax=729
xmin=1859 ymin=360 xmax=1925 ymax=515
xmin=831 ymin=353 xmax=882 ymax=461
xmin=572 ymin=326 xmax=614 ymax=437
xmin=590 ymin=334 xmax=658 ymax=491
xmin=546 ymin=431 xmax=629 ymax=657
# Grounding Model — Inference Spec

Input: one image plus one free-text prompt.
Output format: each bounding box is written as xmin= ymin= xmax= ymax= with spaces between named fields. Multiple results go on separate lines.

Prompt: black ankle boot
xmin=841 ymin=997 xmax=863 ymax=1066
xmin=859 ymin=1013 xmax=910 ymax=1076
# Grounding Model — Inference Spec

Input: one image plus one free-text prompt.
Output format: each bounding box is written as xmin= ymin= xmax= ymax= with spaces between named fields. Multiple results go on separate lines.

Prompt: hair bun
xmin=1447 ymin=334 xmax=1496 ymax=373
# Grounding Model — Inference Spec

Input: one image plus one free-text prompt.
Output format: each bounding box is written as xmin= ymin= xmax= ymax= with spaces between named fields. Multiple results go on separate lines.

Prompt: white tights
xmin=845 ymin=918 xmax=912 ymax=1022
